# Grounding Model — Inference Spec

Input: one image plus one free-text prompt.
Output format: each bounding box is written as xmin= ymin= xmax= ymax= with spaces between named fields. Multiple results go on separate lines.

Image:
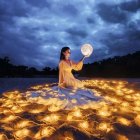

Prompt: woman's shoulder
xmin=59 ymin=60 xmax=65 ymax=66
xmin=59 ymin=60 xmax=64 ymax=64
xmin=69 ymin=60 xmax=75 ymax=64
xmin=59 ymin=59 xmax=73 ymax=64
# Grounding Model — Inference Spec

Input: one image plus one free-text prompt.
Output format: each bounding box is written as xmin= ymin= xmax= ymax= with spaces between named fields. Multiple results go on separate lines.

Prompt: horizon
xmin=1 ymin=50 xmax=139 ymax=71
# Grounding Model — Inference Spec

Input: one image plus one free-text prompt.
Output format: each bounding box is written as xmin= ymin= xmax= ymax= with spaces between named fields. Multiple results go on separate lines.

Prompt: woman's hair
xmin=60 ymin=47 xmax=70 ymax=61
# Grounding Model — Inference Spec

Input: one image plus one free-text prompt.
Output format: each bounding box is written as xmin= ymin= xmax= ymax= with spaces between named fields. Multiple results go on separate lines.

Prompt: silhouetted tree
xmin=0 ymin=51 xmax=140 ymax=77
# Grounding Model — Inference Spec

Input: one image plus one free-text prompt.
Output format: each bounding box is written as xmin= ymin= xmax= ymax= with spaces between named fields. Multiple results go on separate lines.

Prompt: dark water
xmin=0 ymin=78 xmax=58 ymax=94
xmin=0 ymin=78 xmax=140 ymax=94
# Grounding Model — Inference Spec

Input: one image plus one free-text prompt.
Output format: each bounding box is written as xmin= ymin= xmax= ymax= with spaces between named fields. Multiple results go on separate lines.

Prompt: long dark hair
xmin=60 ymin=47 xmax=70 ymax=61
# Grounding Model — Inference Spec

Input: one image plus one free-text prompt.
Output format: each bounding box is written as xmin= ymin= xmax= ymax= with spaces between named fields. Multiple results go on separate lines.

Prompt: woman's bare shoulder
xmin=59 ymin=60 xmax=64 ymax=66
xmin=69 ymin=59 xmax=73 ymax=63
xmin=59 ymin=60 xmax=64 ymax=63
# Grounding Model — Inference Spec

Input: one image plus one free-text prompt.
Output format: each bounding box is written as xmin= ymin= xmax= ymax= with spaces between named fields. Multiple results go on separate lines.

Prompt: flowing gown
xmin=58 ymin=60 xmax=84 ymax=89
xmin=26 ymin=60 xmax=103 ymax=110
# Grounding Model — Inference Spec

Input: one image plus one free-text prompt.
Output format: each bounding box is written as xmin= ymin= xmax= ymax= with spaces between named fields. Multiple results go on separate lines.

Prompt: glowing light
xmin=13 ymin=120 xmax=35 ymax=129
xmin=41 ymin=114 xmax=60 ymax=124
xmin=34 ymin=126 xmax=55 ymax=139
xmin=0 ymin=115 xmax=18 ymax=123
xmin=134 ymin=115 xmax=140 ymax=127
xmin=81 ymin=44 xmax=93 ymax=57
xmin=14 ymin=128 xmax=32 ymax=138
xmin=71 ymin=99 xmax=77 ymax=103
xmin=0 ymin=79 xmax=139 ymax=139
xmin=0 ymin=133 xmax=8 ymax=140
xmin=79 ymin=121 xmax=89 ymax=129
xmin=98 ymin=122 xmax=112 ymax=132
xmin=67 ymin=115 xmax=73 ymax=121
xmin=72 ymin=109 xmax=82 ymax=117
xmin=117 ymin=117 xmax=131 ymax=126
xmin=97 ymin=108 xmax=111 ymax=117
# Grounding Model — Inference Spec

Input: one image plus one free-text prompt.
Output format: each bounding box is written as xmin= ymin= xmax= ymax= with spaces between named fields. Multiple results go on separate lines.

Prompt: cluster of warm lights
xmin=0 ymin=79 xmax=139 ymax=139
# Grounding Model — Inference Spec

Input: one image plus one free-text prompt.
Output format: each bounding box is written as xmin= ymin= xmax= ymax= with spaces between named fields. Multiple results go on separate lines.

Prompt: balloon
xmin=81 ymin=44 xmax=93 ymax=57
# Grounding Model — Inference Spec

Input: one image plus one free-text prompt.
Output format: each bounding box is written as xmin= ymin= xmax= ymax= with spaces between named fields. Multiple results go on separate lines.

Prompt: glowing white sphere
xmin=81 ymin=44 xmax=93 ymax=57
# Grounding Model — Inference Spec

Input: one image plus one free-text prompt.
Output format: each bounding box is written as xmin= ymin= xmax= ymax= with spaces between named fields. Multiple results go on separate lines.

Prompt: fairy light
xmin=97 ymin=109 xmax=111 ymax=118
xmin=65 ymin=137 xmax=74 ymax=140
xmin=0 ymin=115 xmax=18 ymax=123
xmin=116 ymin=134 xmax=129 ymax=140
xmin=116 ymin=90 xmax=124 ymax=96
xmin=72 ymin=109 xmax=82 ymax=117
xmin=134 ymin=115 xmax=140 ymax=127
xmin=78 ymin=121 xmax=89 ymax=130
xmin=42 ymin=114 xmax=60 ymax=124
xmin=34 ymin=126 xmax=55 ymax=139
xmin=133 ymin=106 xmax=140 ymax=112
xmin=0 ymin=133 xmax=8 ymax=140
xmin=0 ymin=79 xmax=139 ymax=139
xmin=14 ymin=128 xmax=32 ymax=138
xmin=13 ymin=120 xmax=35 ymax=129
xmin=71 ymin=99 xmax=77 ymax=103
xmin=121 ymin=102 xmax=130 ymax=107
xmin=98 ymin=122 xmax=112 ymax=132
xmin=135 ymin=101 xmax=140 ymax=106
xmin=67 ymin=114 xmax=73 ymax=121
xmin=117 ymin=117 xmax=131 ymax=126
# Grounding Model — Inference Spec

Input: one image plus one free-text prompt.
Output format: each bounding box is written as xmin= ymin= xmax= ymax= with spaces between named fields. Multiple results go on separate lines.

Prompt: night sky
xmin=0 ymin=0 xmax=140 ymax=70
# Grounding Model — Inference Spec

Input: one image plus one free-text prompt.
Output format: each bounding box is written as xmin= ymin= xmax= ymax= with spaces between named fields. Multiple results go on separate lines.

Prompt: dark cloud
xmin=62 ymin=4 xmax=79 ymax=16
xmin=0 ymin=0 xmax=140 ymax=69
xmin=97 ymin=3 xmax=127 ymax=23
xmin=101 ymin=23 xmax=140 ymax=56
xmin=66 ymin=28 xmax=88 ymax=38
xmin=25 ymin=0 xmax=51 ymax=8
xmin=87 ymin=17 xmax=95 ymax=24
xmin=0 ymin=0 xmax=28 ymax=17
xmin=120 ymin=0 xmax=140 ymax=12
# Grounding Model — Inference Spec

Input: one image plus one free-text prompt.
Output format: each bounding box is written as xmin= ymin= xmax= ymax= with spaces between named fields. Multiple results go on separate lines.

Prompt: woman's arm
xmin=80 ymin=56 xmax=86 ymax=62
xmin=70 ymin=51 xmax=90 ymax=71
xmin=71 ymin=59 xmax=84 ymax=71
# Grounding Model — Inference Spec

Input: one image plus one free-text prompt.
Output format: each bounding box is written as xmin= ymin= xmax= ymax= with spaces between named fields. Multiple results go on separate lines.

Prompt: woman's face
xmin=63 ymin=49 xmax=71 ymax=59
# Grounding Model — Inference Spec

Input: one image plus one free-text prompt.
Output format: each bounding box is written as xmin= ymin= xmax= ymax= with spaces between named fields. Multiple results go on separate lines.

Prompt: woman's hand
xmin=81 ymin=54 xmax=89 ymax=61
xmin=80 ymin=54 xmax=90 ymax=62
xmin=84 ymin=53 xmax=90 ymax=57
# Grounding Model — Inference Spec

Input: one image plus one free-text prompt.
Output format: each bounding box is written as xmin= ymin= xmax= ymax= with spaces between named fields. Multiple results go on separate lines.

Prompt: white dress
xmin=26 ymin=60 xmax=103 ymax=110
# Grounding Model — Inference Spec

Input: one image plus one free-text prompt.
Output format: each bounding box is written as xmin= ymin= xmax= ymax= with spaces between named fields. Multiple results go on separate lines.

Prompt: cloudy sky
xmin=0 ymin=0 xmax=140 ymax=70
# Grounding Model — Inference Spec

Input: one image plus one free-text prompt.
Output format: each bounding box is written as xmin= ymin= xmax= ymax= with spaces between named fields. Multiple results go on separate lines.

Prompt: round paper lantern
xmin=81 ymin=44 xmax=93 ymax=57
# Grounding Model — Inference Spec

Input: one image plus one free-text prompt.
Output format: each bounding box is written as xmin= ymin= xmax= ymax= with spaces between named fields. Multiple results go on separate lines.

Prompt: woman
xmin=54 ymin=47 xmax=102 ymax=107
xmin=58 ymin=47 xmax=87 ymax=89
xmin=26 ymin=46 xmax=102 ymax=110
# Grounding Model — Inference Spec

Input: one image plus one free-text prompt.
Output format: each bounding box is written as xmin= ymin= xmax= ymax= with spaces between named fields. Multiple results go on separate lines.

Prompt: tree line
xmin=0 ymin=51 xmax=140 ymax=78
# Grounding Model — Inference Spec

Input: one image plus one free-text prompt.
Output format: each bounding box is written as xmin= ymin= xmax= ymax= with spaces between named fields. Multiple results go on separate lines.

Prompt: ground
xmin=0 ymin=78 xmax=140 ymax=140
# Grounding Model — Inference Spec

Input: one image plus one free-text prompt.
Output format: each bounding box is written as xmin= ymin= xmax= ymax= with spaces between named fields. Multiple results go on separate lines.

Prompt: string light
xmin=0 ymin=79 xmax=139 ymax=139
